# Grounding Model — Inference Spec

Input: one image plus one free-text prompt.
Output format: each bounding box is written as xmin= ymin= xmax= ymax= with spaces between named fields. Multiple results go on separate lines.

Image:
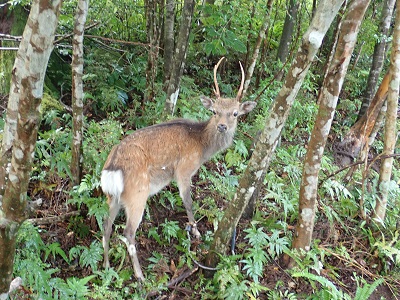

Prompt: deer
xmin=100 ymin=57 xmax=256 ymax=281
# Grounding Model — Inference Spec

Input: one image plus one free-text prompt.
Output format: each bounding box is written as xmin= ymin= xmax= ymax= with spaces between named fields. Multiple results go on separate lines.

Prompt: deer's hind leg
xmin=103 ymin=194 xmax=121 ymax=268
xmin=120 ymin=182 xmax=149 ymax=281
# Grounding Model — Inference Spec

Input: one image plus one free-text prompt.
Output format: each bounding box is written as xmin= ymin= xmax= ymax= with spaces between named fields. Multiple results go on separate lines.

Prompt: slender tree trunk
xmin=357 ymin=0 xmax=395 ymax=120
xmin=164 ymin=0 xmax=195 ymax=115
xmin=145 ymin=0 xmax=161 ymax=103
xmin=205 ymin=0 xmax=344 ymax=269
xmin=243 ymin=0 xmax=274 ymax=97
xmin=163 ymin=0 xmax=175 ymax=85
xmin=0 ymin=0 xmax=61 ymax=294
xmin=335 ymin=70 xmax=390 ymax=167
xmin=276 ymin=0 xmax=299 ymax=80
xmin=289 ymin=0 xmax=370 ymax=264
xmin=0 ymin=5 xmax=27 ymax=95
xmin=71 ymin=0 xmax=89 ymax=187
xmin=373 ymin=1 xmax=400 ymax=223
xmin=244 ymin=2 xmax=257 ymax=69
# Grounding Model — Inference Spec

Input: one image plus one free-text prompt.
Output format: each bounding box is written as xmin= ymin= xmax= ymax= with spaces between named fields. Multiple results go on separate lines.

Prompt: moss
xmin=0 ymin=6 xmax=28 ymax=95
xmin=40 ymin=92 xmax=64 ymax=114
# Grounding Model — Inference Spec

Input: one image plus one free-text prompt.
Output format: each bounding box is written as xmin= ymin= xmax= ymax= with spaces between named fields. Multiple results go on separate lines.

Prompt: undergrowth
xmin=9 ymin=73 xmax=400 ymax=299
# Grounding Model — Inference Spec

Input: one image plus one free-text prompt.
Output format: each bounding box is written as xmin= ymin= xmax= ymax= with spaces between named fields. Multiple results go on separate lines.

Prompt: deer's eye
xmin=233 ymin=111 xmax=238 ymax=117
xmin=211 ymin=109 xmax=216 ymax=115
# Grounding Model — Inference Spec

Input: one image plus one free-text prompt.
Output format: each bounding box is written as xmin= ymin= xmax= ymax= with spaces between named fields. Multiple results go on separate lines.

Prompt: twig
xmin=84 ymin=35 xmax=153 ymax=48
xmin=253 ymin=57 xmax=291 ymax=103
xmin=53 ymin=22 xmax=100 ymax=44
xmin=145 ymin=266 xmax=198 ymax=298
xmin=319 ymin=153 xmax=400 ymax=187
xmin=167 ymin=266 xmax=198 ymax=287
xmin=319 ymin=245 xmax=399 ymax=300
xmin=27 ymin=211 xmax=80 ymax=225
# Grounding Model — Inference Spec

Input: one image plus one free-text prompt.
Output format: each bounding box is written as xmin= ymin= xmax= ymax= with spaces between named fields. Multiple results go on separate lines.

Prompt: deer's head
xmin=200 ymin=57 xmax=256 ymax=135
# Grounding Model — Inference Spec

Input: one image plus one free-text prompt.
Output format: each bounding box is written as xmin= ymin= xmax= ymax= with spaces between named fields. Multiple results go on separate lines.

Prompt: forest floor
xmin=25 ymin=168 xmax=399 ymax=300
xmin=2 ymin=94 xmax=398 ymax=299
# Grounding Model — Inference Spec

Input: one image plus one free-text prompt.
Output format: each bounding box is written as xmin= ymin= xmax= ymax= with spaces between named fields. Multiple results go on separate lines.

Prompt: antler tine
xmin=236 ymin=61 xmax=245 ymax=101
xmin=213 ymin=57 xmax=225 ymax=99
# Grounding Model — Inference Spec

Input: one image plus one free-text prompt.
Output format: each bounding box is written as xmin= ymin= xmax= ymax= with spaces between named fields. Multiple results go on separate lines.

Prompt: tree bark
xmin=205 ymin=0 xmax=345 ymax=269
xmin=163 ymin=0 xmax=175 ymax=85
xmin=243 ymin=0 xmax=274 ymax=97
xmin=163 ymin=0 xmax=195 ymax=115
xmin=71 ymin=0 xmax=89 ymax=187
xmin=373 ymin=0 xmax=400 ymax=223
xmin=290 ymin=0 xmax=370 ymax=263
xmin=276 ymin=0 xmax=299 ymax=80
xmin=0 ymin=0 xmax=61 ymax=294
xmin=335 ymin=70 xmax=390 ymax=167
xmin=145 ymin=0 xmax=161 ymax=103
xmin=357 ymin=0 xmax=395 ymax=120
xmin=0 ymin=5 xmax=27 ymax=95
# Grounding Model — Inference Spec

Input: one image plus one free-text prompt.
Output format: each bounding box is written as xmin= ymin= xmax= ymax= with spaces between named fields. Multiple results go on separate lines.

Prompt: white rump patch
xmin=101 ymin=170 xmax=124 ymax=199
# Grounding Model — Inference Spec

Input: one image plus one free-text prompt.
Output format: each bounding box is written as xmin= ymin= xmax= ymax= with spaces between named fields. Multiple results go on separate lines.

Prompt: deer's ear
xmin=238 ymin=101 xmax=256 ymax=116
xmin=200 ymin=96 xmax=215 ymax=110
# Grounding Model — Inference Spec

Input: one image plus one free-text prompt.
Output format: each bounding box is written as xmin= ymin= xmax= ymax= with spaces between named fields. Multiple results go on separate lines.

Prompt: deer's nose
xmin=217 ymin=124 xmax=227 ymax=132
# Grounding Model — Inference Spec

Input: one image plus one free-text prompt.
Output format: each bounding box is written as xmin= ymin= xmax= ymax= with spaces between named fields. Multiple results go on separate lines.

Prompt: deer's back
xmin=103 ymin=120 xmax=211 ymax=175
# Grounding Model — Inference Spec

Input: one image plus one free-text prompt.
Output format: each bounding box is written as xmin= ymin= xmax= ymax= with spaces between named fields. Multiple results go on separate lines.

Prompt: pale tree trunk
xmin=0 ymin=17 xmax=30 ymax=198
xmin=145 ymin=0 xmax=161 ymax=103
xmin=163 ymin=0 xmax=175 ymax=84
xmin=205 ymin=0 xmax=344 ymax=269
xmin=357 ymin=0 xmax=395 ymax=120
xmin=71 ymin=0 xmax=89 ymax=187
xmin=0 ymin=0 xmax=62 ymax=295
xmin=242 ymin=0 xmax=274 ymax=96
xmin=164 ymin=0 xmax=195 ymax=115
xmin=290 ymin=0 xmax=370 ymax=263
xmin=373 ymin=1 xmax=400 ymax=223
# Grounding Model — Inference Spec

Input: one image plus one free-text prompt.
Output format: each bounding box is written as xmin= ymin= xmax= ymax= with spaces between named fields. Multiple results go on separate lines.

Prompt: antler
xmin=213 ymin=57 xmax=225 ymax=99
xmin=236 ymin=61 xmax=245 ymax=101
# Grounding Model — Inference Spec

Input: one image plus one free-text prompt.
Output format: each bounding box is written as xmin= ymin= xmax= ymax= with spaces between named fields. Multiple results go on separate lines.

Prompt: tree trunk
xmin=357 ymin=0 xmax=395 ymax=120
xmin=276 ymin=0 xmax=299 ymax=80
xmin=204 ymin=0 xmax=345 ymax=270
xmin=145 ymin=0 xmax=161 ymax=103
xmin=335 ymin=70 xmax=390 ymax=167
xmin=164 ymin=0 xmax=195 ymax=115
xmin=0 ymin=0 xmax=62 ymax=294
xmin=243 ymin=0 xmax=274 ymax=97
xmin=71 ymin=0 xmax=89 ymax=187
xmin=373 ymin=1 xmax=400 ymax=223
xmin=163 ymin=0 xmax=175 ymax=85
xmin=0 ymin=5 xmax=27 ymax=95
xmin=289 ymin=0 xmax=370 ymax=265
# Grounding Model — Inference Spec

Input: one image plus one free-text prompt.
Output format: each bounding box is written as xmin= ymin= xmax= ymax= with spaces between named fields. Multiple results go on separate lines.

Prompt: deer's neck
xmin=201 ymin=120 xmax=235 ymax=161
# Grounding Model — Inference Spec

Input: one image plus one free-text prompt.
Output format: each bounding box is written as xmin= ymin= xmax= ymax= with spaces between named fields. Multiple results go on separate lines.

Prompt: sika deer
xmin=100 ymin=57 xmax=256 ymax=280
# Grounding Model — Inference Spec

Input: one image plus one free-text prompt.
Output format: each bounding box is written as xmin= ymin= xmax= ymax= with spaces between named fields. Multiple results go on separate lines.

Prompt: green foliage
xmin=160 ymin=219 xmax=180 ymax=243
xmin=284 ymin=99 xmax=318 ymax=143
xmin=44 ymin=242 xmax=69 ymax=264
xmin=200 ymin=4 xmax=248 ymax=56
xmin=83 ymin=119 xmax=123 ymax=175
xmin=9 ymin=0 xmax=399 ymax=298
xmin=241 ymin=222 xmax=289 ymax=283
xmin=292 ymin=271 xmax=347 ymax=300
xmin=70 ymin=241 xmax=103 ymax=272
xmin=69 ymin=174 xmax=109 ymax=230
xmin=34 ymin=111 xmax=72 ymax=180
xmin=13 ymin=222 xmax=98 ymax=299
xmin=56 ymin=275 xmax=97 ymax=299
